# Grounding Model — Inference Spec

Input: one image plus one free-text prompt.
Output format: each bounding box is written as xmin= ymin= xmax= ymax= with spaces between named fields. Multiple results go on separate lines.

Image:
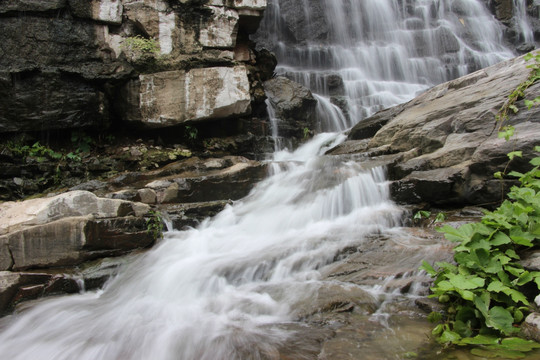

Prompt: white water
xmin=0 ymin=134 xmax=402 ymax=359
xmin=258 ymin=0 xmax=515 ymax=126
xmin=0 ymin=1 xmax=523 ymax=359
xmin=514 ymin=0 xmax=535 ymax=44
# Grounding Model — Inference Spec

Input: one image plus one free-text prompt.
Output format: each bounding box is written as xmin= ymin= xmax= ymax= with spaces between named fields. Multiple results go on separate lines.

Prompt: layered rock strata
xmin=0 ymin=0 xmax=269 ymax=132
xmin=329 ymin=54 xmax=540 ymax=207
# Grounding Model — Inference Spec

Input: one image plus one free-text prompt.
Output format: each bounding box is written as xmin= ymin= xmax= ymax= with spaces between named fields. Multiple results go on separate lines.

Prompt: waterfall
xmin=0 ymin=1 xmax=521 ymax=359
xmin=256 ymin=0 xmax=515 ymax=127
xmin=0 ymin=134 xmax=403 ymax=360
xmin=514 ymin=0 xmax=535 ymax=44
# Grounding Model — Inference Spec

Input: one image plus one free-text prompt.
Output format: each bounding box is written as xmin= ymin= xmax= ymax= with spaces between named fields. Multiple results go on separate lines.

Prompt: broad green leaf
xmin=510 ymin=227 xmax=534 ymax=247
xmin=434 ymin=280 xmax=454 ymax=291
xmin=500 ymin=337 xmax=540 ymax=351
xmin=459 ymin=334 xmax=499 ymax=345
xmin=487 ymin=281 xmax=506 ymax=293
xmin=474 ymin=293 xmax=490 ymax=319
xmin=491 ymin=232 xmax=512 ymax=246
xmin=470 ymin=348 xmax=525 ymax=359
xmin=453 ymin=320 xmax=473 ymax=338
xmin=456 ymin=288 xmax=475 ymax=301
xmin=507 ymin=151 xmax=523 ymax=160
xmin=419 ymin=260 xmax=437 ymax=277
xmin=449 ymin=274 xmax=485 ymax=290
xmin=432 ymin=324 xmax=444 ymax=336
xmin=487 ymin=306 xmax=515 ymax=334
xmin=438 ymin=224 xmax=475 ymax=243
xmin=517 ymin=271 xmax=533 ymax=286
xmin=438 ymin=330 xmax=462 ymax=344
xmin=505 ymin=265 xmax=525 ymax=277
xmin=531 ymin=157 xmax=540 ymax=166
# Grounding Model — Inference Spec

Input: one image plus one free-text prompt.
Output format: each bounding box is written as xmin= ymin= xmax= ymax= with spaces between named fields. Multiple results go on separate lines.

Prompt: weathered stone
xmin=264 ymin=76 xmax=317 ymax=138
xmin=339 ymin=54 xmax=540 ymax=206
xmin=121 ymin=66 xmax=251 ymax=127
xmin=522 ymin=313 xmax=540 ymax=343
xmin=159 ymin=161 xmax=267 ymax=203
xmin=123 ymin=0 xmax=180 ymax=55
xmin=200 ymin=6 xmax=239 ymax=48
xmin=0 ymin=190 xmax=149 ymax=236
xmin=68 ymin=0 xmax=123 ymax=24
xmin=0 ymin=0 xmax=67 ymax=13
xmin=229 ymin=0 xmax=267 ymax=10
xmin=137 ymin=188 xmax=157 ymax=204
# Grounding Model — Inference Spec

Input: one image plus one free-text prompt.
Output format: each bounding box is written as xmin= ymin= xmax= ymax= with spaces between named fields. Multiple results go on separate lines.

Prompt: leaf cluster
xmin=123 ymin=35 xmax=161 ymax=61
xmin=421 ymin=148 xmax=540 ymax=357
xmin=7 ymin=141 xmax=62 ymax=163
xmin=146 ymin=210 xmax=164 ymax=241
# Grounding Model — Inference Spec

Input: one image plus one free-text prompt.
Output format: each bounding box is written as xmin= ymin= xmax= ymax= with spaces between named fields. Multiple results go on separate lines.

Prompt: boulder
xmin=264 ymin=76 xmax=318 ymax=138
xmin=0 ymin=191 xmax=152 ymax=270
xmin=121 ymin=66 xmax=252 ymax=127
xmin=337 ymin=54 xmax=540 ymax=206
xmin=522 ymin=313 xmax=540 ymax=343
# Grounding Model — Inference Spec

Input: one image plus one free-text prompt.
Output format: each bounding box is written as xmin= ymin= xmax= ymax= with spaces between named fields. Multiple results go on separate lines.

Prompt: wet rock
xmin=157 ymin=161 xmax=268 ymax=204
xmin=0 ymin=191 xmax=151 ymax=270
xmin=137 ymin=188 xmax=157 ymax=204
xmin=161 ymin=200 xmax=231 ymax=229
xmin=264 ymin=76 xmax=317 ymax=139
xmin=339 ymin=55 xmax=540 ymax=206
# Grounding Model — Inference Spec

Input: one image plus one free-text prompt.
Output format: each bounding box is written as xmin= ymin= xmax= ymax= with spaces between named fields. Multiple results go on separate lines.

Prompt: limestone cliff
xmin=0 ymin=0 xmax=271 ymax=132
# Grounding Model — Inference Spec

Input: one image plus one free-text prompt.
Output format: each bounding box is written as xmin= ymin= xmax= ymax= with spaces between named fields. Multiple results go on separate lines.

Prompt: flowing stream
xmin=0 ymin=1 xmax=526 ymax=359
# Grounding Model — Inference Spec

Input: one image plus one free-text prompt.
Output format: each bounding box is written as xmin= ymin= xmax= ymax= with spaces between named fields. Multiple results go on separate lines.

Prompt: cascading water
xmin=0 ymin=1 xmax=524 ymax=359
xmin=514 ymin=0 xmax=535 ymax=44
xmin=255 ymin=0 xmax=516 ymax=127
xmin=0 ymin=133 xmax=403 ymax=359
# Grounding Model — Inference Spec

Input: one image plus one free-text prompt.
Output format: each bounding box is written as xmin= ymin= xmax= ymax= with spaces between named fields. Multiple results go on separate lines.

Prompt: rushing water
xmin=0 ymin=134 xmax=403 ymax=359
xmin=0 ymin=1 xmax=526 ymax=359
xmin=256 ymin=0 xmax=516 ymax=128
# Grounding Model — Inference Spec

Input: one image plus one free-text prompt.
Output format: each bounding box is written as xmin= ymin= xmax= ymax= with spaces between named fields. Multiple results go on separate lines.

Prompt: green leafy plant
xmin=123 ymin=35 xmax=160 ymax=60
xmin=184 ymin=125 xmax=198 ymax=141
xmin=146 ymin=210 xmax=164 ymax=241
xmin=303 ymin=127 xmax=311 ymax=139
xmin=421 ymin=51 xmax=540 ymax=357
xmin=7 ymin=141 xmax=62 ymax=163
xmin=421 ymin=148 xmax=540 ymax=357
xmin=71 ymin=130 xmax=94 ymax=154
xmin=496 ymin=52 xmax=540 ymax=139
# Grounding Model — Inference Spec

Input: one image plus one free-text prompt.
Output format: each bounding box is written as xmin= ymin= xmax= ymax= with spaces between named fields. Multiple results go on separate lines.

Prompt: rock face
xmin=0 ymin=190 xmax=155 ymax=313
xmin=330 ymin=54 xmax=540 ymax=207
xmin=264 ymin=76 xmax=317 ymax=139
xmin=0 ymin=191 xmax=151 ymax=271
xmin=0 ymin=0 xmax=268 ymax=133
xmin=121 ymin=66 xmax=251 ymax=127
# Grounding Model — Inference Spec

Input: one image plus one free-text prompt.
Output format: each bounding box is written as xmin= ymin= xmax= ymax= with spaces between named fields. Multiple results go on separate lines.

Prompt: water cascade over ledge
xmin=0 ymin=0 xmax=525 ymax=358
xmin=255 ymin=0 xmax=516 ymax=131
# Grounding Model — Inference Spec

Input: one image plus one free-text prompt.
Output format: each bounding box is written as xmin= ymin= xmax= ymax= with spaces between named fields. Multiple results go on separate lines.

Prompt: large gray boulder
xmin=332 ymin=54 xmax=540 ymax=206
xmin=0 ymin=190 xmax=151 ymax=270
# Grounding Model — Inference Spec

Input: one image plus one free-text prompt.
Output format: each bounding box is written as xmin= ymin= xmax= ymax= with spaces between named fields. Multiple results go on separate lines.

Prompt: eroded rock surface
xmin=330 ymin=54 xmax=540 ymax=207
xmin=0 ymin=0 xmax=269 ymax=133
